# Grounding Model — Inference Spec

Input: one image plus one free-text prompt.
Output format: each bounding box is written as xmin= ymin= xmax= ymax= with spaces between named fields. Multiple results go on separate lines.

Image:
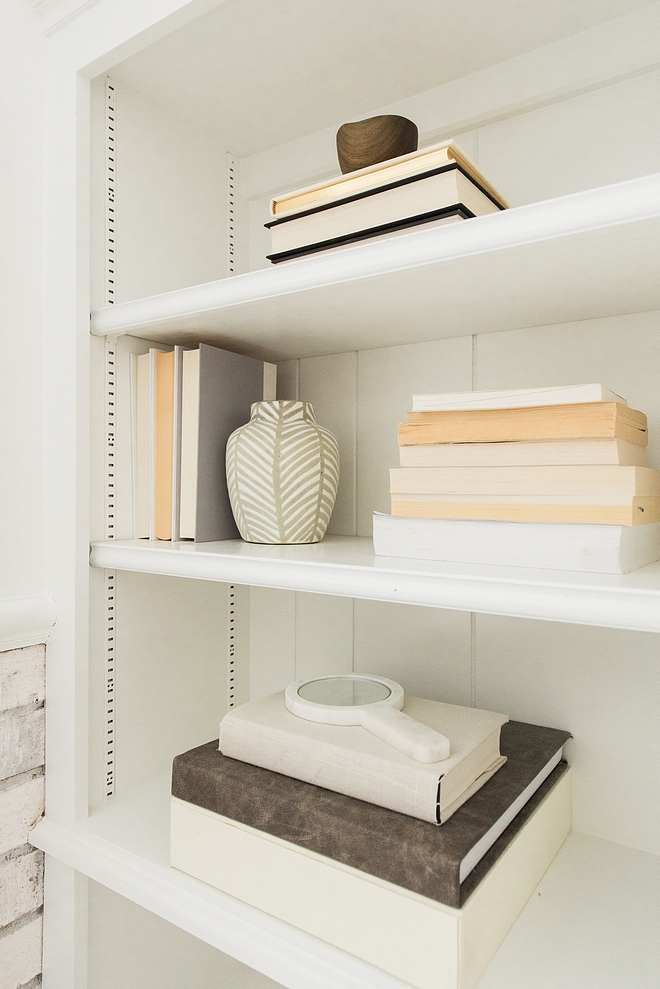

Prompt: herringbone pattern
xmin=227 ymin=401 xmax=339 ymax=543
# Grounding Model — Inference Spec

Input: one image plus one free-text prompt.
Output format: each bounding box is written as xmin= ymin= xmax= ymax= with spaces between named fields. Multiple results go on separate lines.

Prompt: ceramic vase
xmin=226 ymin=400 xmax=339 ymax=544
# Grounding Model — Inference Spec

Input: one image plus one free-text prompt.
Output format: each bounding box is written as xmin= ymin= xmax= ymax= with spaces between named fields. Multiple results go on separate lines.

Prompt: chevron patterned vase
xmin=226 ymin=401 xmax=340 ymax=544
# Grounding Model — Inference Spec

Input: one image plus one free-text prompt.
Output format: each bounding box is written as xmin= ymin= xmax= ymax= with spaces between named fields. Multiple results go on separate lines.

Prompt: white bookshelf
xmin=89 ymin=173 xmax=660 ymax=360
xmin=36 ymin=2 xmax=660 ymax=988
xmin=31 ymin=774 xmax=660 ymax=989
xmin=90 ymin=537 xmax=660 ymax=634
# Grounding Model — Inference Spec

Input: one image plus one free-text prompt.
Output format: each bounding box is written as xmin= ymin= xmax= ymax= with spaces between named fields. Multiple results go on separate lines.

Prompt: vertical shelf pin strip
xmin=228 ymin=586 xmax=237 ymax=709
xmin=227 ymin=153 xmax=236 ymax=275
xmin=104 ymin=76 xmax=117 ymax=797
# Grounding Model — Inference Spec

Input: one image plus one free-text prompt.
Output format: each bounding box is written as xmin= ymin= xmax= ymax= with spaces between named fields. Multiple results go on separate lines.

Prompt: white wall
xmin=0 ymin=2 xmax=46 ymax=607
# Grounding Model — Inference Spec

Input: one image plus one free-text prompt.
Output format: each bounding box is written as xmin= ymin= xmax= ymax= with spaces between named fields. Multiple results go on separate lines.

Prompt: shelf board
xmin=89 ymin=173 xmax=660 ymax=360
xmin=31 ymin=776 xmax=660 ymax=989
xmin=90 ymin=536 xmax=660 ymax=633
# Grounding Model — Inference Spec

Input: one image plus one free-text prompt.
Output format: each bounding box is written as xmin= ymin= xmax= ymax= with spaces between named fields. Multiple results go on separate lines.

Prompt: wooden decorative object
xmin=336 ymin=115 xmax=418 ymax=174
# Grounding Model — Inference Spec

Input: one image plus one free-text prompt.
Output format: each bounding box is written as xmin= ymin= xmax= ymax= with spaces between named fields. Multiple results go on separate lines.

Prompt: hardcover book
xmin=219 ymin=692 xmax=508 ymax=824
xmin=266 ymin=164 xmax=503 ymax=263
xmin=173 ymin=720 xmax=570 ymax=907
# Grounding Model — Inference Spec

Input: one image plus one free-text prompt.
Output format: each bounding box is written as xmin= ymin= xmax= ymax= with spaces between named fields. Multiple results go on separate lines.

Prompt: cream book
xmin=411 ymin=383 xmax=626 ymax=412
xmin=398 ymin=438 xmax=647 ymax=468
xmin=390 ymin=496 xmax=660 ymax=525
xmin=390 ymin=466 xmax=660 ymax=496
xmin=219 ymin=691 xmax=508 ymax=825
xmin=399 ymin=402 xmax=648 ymax=446
xmin=270 ymin=139 xmax=509 ymax=217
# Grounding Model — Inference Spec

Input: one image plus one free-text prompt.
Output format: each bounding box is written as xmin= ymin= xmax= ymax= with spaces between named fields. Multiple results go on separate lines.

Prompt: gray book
xmin=179 ymin=343 xmax=275 ymax=542
xmin=172 ymin=720 xmax=571 ymax=908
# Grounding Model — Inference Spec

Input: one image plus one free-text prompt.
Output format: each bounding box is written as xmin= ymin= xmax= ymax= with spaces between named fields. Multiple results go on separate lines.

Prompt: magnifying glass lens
xmin=297 ymin=676 xmax=391 ymax=707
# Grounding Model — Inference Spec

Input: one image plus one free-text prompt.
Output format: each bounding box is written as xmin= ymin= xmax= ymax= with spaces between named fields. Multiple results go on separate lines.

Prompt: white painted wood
xmin=476 ymin=831 xmax=660 ymax=989
xmin=353 ymin=601 xmax=472 ymax=709
xmin=0 ymin=597 xmax=55 ymax=654
xmin=294 ymin=594 xmax=354 ymax=681
xmin=299 ymin=352 xmax=357 ymax=537
xmin=475 ymin=616 xmax=660 ymax=855
xmin=89 ymin=174 xmax=660 ymax=358
xmin=88 ymin=881 xmax=282 ymax=989
xmin=477 ymin=70 xmax=660 ymax=206
xmin=249 ymin=588 xmax=296 ymax=701
xmin=356 ymin=337 xmax=472 ymax=537
xmin=240 ymin=5 xmax=660 ymax=200
xmin=90 ymin=537 xmax=660 ymax=634
xmin=100 ymin=571 xmax=227 ymax=801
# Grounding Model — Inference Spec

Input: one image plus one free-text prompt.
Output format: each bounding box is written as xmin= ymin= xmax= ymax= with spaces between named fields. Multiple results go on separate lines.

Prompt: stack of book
xmin=374 ymin=384 xmax=660 ymax=574
xmin=265 ymin=139 xmax=507 ymax=264
xmin=134 ymin=343 xmax=276 ymax=542
xmin=170 ymin=694 xmax=571 ymax=988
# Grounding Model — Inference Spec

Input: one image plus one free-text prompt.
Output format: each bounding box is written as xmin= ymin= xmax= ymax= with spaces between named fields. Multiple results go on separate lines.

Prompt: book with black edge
xmin=267 ymin=204 xmax=472 ymax=263
xmin=171 ymin=720 xmax=570 ymax=909
xmin=265 ymin=162 xmax=505 ymax=264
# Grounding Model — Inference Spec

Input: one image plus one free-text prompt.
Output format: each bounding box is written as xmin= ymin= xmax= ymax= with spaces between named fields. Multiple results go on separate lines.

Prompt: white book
xmin=411 ymin=383 xmax=626 ymax=412
xmin=220 ymin=691 xmax=508 ymax=825
xmin=399 ymin=437 xmax=647 ymax=468
xmin=373 ymin=513 xmax=660 ymax=574
xmin=135 ymin=352 xmax=152 ymax=539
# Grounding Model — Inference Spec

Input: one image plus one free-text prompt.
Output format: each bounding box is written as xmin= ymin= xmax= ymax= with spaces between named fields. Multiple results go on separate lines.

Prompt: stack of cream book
xmin=375 ymin=383 xmax=660 ymax=573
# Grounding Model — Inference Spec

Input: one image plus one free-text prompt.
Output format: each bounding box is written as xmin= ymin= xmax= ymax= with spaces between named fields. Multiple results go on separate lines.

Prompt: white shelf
xmin=89 ymin=536 xmax=660 ymax=633
xmin=31 ymin=776 xmax=660 ymax=989
xmin=90 ymin=173 xmax=660 ymax=360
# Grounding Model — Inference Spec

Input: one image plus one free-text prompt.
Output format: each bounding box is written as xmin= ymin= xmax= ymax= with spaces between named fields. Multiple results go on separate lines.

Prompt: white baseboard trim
xmin=0 ymin=595 xmax=57 ymax=652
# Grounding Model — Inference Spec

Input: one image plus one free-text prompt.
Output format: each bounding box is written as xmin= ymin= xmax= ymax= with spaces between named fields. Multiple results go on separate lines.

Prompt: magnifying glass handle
xmin=359 ymin=705 xmax=450 ymax=763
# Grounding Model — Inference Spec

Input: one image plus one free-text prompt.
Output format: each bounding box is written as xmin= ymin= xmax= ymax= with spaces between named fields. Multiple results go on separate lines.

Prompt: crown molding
xmin=29 ymin=0 xmax=103 ymax=36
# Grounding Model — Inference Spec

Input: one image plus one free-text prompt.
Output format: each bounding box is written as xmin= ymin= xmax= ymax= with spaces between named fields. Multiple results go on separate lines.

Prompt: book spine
xmin=389 ymin=497 xmax=660 ymax=525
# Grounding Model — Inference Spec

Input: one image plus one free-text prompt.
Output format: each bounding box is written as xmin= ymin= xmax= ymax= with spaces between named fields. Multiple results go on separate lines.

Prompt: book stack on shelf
xmin=374 ymin=384 xmax=660 ymax=574
xmin=265 ymin=139 xmax=507 ymax=263
xmin=171 ymin=686 xmax=571 ymax=989
xmin=135 ymin=343 xmax=276 ymax=542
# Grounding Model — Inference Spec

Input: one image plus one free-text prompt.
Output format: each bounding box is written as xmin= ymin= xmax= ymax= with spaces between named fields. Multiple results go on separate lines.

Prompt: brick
xmin=0 ymin=850 xmax=43 ymax=928
xmin=0 ymin=915 xmax=42 ymax=989
xmin=0 ymin=775 xmax=44 ymax=856
xmin=0 ymin=647 xmax=45 ymax=713
xmin=0 ymin=709 xmax=44 ymax=781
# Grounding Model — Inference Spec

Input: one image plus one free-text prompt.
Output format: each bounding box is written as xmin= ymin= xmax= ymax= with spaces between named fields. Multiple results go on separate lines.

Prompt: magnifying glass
xmin=285 ymin=674 xmax=450 ymax=763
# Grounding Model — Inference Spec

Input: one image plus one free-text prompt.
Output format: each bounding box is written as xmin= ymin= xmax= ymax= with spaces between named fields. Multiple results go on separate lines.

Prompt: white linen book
xmin=372 ymin=512 xmax=660 ymax=574
xmin=411 ymin=383 xmax=626 ymax=412
xmin=219 ymin=692 xmax=508 ymax=824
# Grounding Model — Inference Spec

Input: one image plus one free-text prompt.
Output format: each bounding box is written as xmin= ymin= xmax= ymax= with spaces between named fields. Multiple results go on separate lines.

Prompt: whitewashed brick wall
xmin=0 ymin=645 xmax=45 ymax=989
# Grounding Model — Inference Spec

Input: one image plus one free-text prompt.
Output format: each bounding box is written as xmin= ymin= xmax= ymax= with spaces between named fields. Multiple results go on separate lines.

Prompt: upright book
xmin=179 ymin=343 xmax=277 ymax=542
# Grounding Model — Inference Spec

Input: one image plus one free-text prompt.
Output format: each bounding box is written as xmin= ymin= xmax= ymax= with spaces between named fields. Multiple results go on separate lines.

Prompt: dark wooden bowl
xmin=336 ymin=115 xmax=418 ymax=174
